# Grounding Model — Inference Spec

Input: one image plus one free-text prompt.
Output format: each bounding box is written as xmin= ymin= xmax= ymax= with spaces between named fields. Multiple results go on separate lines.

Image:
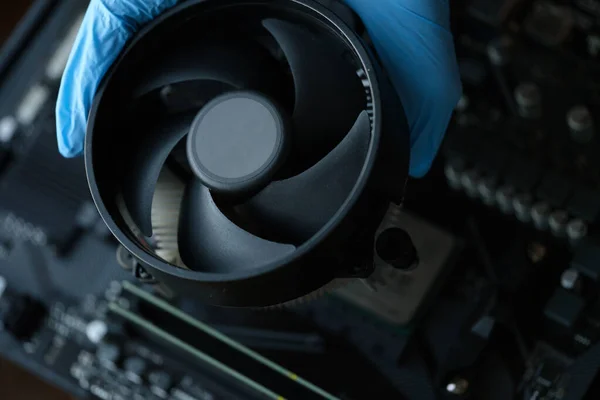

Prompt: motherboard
xmin=1 ymin=0 xmax=600 ymax=399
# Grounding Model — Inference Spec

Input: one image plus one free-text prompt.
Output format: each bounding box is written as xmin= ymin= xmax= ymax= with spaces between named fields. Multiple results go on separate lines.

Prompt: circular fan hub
xmin=187 ymin=91 xmax=289 ymax=194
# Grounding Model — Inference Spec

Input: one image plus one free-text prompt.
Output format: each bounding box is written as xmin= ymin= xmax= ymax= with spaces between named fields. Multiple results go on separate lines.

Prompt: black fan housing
xmin=85 ymin=0 xmax=410 ymax=307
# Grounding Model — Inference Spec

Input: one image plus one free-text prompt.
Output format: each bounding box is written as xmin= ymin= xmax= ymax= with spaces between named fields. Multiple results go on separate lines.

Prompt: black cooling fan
xmin=86 ymin=0 xmax=411 ymax=307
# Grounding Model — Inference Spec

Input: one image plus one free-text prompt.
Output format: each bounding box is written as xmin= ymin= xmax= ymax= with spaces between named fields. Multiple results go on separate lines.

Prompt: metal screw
xmin=496 ymin=185 xmax=516 ymax=214
xmin=531 ymin=202 xmax=551 ymax=230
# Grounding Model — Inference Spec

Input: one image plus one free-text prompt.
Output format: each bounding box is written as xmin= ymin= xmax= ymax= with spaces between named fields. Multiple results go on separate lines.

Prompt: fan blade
xmin=262 ymin=19 xmax=366 ymax=172
xmin=133 ymin=40 xmax=288 ymax=100
xmin=178 ymin=181 xmax=295 ymax=273
xmin=122 ymin=113 xmax=195 ymax=237
xmin=239 ymin=111 xmax=371 ymax=243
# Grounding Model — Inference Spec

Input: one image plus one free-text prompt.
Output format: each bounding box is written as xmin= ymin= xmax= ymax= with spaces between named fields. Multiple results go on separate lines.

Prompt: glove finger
xmin=345 ymin=0 xmax=462 ymax=177
xmin=55 ymin=0 xmax=180 ymax=157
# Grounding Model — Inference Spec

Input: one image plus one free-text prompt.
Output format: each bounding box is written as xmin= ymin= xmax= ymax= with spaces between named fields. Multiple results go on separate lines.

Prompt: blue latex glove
xmin=56 ymin=0 xmax=461 ymax=177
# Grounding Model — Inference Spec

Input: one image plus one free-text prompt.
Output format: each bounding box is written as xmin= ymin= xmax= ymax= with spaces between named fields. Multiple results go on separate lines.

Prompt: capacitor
xmin=561 ymin=268 xmax=580 ymax=291
xmin=566 ymin=218 xmax=588 ymax=243
xmin=124 ymin=357 xmax=147 ymax=380
xmin=445 ymin=161 xmax=465 ymax=190
xmin=148 ymin=370 xmax=173 ymax=393
xmin=77 ymin=202 xmax=100 ymax=230
xmin=0 ymin=116 xmax=17 ymax=144
xmin=496 ymin=185 xmax=515 ymax=214
xmin=477 ymin=177 xmax=497 ymax=206
xmin=85 ymin=320 xmax=107 ymax=344
xmin=515 ymin=82 xmax=542 ymax=118
xmin=456 ymin=95 xmax=469 ymax=113
xmin=549 ymin=210 xmax=569 ymax=237
xmin=531 ymin=202 xmax=551 ymax=230
xmin=567 ymin=105 xmax=595 ymax=144
xmin=513 ymin=193 xmax=533 ymax=223
xmin=487 ymin=36 xmax=513 ymax=66
xmin=96 ymin=342 xmax=120 ymax=366
xmin=461 ymin=169 xmax=481 ymax=198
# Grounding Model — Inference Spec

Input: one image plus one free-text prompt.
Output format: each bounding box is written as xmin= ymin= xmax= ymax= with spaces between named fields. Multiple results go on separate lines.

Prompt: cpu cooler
xmin=86 ymin=0 xmax=411 ymax=307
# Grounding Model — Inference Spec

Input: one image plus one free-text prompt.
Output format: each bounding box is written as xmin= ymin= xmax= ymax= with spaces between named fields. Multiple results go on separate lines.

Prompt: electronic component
xmin=532 ymin=202 xmax=552 ymax=230
xmin=549 ymin=210 xmax=569 ymax=237
xmin=335 ymin=209 xmax=460 ymax=325
xmin=86 ymin=0 xmax=411 ymax=307
xmin=537 ymin=172 xmax=573 ymax=209
xmin=3 ymin=1 xmax=600 ymax=399
xmin=505 ymin=156 xmax=543 ymax=193
xmin=524 ymin=2 xmax=574 ymax=46
xmin=469 ymin=0 xmax=523 ymax=26
xmin=513 ymin=193 xmax=534 ymax=222
xmin=85 ymin=320 xmax=107 ymax=344
xmin=496 ymin=185 xmax=516 ymax=214
xmin=521 ymin=343 xmax=571 ymax=400
xmin=445 ymin=161 xmax=465 ymax=190
xmin=110 ymin=281 xmax=350 ymax=400
xmin=96 ymin=342 xmax=121 ymax=367
xmin=567 ymin=106 xmax=595 ymax=144
xmin=567 ymin=219 xmax=588 ymax=243
xmin=544 ymin=288 xmax=585 ymax=330
xmin=0 ymin=115 xmax=17 ymax=144
xmin=487 ymin=36 xmax=514 ymax=66
xmin=461 ymin=169 xmax=481 ymax=198
xmin=515 ymin=82 xmax=542 ymax=118
xmin=123 ymin=357 xmax=146 ymax=382
xmin=148 ymin=370 xmax=173 ymax=396
xmin=1 ymin=293 xmax=47 ymax=341
xmin=478 ymin=177 xmax=498 ymax=206
xmin=15 ymin=83 xmax=48 ymax=126
xmin=572 ymin=239 xmax=600 ymax=281
xmin=568 ymin=188 xmax=600 ymax=223
xmin=561 ymin=269 xmax=581 ymax=291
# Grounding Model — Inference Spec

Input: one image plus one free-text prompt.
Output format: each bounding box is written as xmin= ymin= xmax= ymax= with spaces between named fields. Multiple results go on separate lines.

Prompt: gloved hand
xmin=56 ymin=0 xmax=461 ymax=177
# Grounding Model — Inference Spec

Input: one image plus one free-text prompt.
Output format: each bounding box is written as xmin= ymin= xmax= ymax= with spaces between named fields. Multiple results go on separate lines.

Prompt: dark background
xmin=0 ymin=2 xmax=34 ymax=44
